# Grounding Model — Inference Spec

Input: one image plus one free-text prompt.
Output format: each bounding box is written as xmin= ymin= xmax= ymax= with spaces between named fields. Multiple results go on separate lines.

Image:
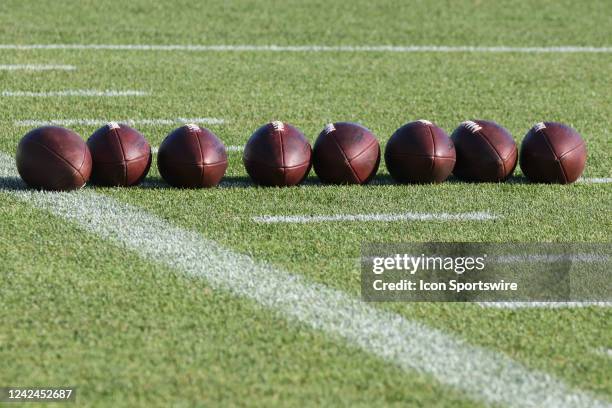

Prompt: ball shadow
xmin=138 ymin=175 xmax=257 ymax=189
xmin=0 ymin=176 xmax=29 ymax=191
xmin=0 ymin=174 xmax=533 ymax=192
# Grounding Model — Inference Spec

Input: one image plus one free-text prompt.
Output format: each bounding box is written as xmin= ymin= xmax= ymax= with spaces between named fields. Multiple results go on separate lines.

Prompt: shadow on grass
xmin=370 ymin=174 xmax=531 ymax=186
xmin=139 ymin=175 xmax=332 ymax=190
xmin=139 ymin=175 xmax=256 ymax=189
xmin=0 ymin=176 xmax=28 ymax=191
xmin=0 ymin=174 xmax=533 ymax=193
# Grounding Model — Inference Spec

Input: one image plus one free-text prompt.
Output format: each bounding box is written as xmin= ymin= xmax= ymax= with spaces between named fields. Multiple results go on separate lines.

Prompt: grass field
xmin=0 ymin=0 xmax=611 ymax=406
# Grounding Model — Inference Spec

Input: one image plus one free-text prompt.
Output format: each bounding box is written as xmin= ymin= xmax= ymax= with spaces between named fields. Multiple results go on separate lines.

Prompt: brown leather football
xmin=520 ymin=122 xmax=586 ymax=184
xmin=243 ymin=121 xmax=312 ymax=186
xmin=87 ymin=122 xmax=151 ymax=186
xmin=451 ymin=120 xmax=517 ymax=182
xmin=157 ymin=124 xmax=228 ymax=188
xmin=16 ymin=126 xmax=92 ymax=191
xmin=313 ymin=122 xmax=380 ymax=184
xmin=384 ymin=119 xmax=455 ymax=183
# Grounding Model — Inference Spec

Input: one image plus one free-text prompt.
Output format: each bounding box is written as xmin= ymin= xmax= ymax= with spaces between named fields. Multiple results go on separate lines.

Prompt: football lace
xmin=533 ymin=122 xmax=547 ymax=132
xmin=462 ymin=120 xmax=482 ymax=133
xmin=323 ymin=123 xmax=336 ymax=134
xmin=271 ymin=121 xmax=285 ymax=131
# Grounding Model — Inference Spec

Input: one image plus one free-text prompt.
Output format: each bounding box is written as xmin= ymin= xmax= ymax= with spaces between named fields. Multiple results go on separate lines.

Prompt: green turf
xmin=0 ymin=0 xmax=611 ymax=406
xmin=0 ymin=0 xmax=611 ymax=46
xmin=0 ymin=195 xmax=483 ymax=407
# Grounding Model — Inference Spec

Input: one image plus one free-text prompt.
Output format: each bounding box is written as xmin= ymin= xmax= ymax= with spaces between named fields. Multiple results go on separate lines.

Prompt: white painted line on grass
xmin=0 ymin=44 xmax=611 ymax=53
xmin=151 ymin=146 xmax=159 ymax=154
xmin=579 ymin=178 xmax=612 ymax=184
xmin=495 ymin=254 xmax=609 ymax=263
xmin=598 ymin=348 xmax=612 ymax=358
xmin=479 ymin=302 xmax=612 ymax=309
xmin=0 ymin=64 xmax=76 ymax=71
xmin=253 ymin=212 xmax=498 ymax=223
xmin=0 ymin=153 xmax=605 ymax=408
xmin=2 ymin=89 xmax=148 ymax=97
xmin=14 ymin=118 xmax=226 ymax=127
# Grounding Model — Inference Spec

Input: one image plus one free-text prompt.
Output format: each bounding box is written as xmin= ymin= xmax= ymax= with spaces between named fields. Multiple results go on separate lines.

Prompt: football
xmin=384 ymin=119 xmax=455 ymax=183
xmin=243 ymin=121 xmax=312 ymax=186
xmin=16 ymin=126 xmax=92 ymax=191
xmin=312 ymin=122 xmax=380 ymax=184
xmin=157 ymin=124 xmax=228 ymax=188
xmin=87 ymin=122 xmax=152 ymax=186
xmin=519 ymin=122 xmax=587 ymax=184
xmin=451 ymin=120 xmax=517 ymax=182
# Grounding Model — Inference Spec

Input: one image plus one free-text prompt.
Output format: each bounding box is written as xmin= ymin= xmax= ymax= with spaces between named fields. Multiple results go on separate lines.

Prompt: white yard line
xmin=253 ymin=212 xmax=498 ymax=223
xmin=579 ymin=178 xmax=612 ymax=184
xmin=14 ymin=118 xmax=226 ymax=127
xmin=2 ymin=90 xmax=147 ymax=97
xmin=0 ymin=152 xmax=605 ymax=408
xmin=0 ymin=44 xmax=611 ymax=53
xmin=0 ymin=64 xmax=76 ymax=71
xmin=479 ymin=302 xmax=612 ymax=309
xmin=495 ymin=254 xmax=609 ymax=263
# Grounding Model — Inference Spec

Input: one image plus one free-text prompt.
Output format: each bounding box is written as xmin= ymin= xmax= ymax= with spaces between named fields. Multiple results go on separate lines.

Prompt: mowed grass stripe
xmin=0 ymin=152 xmax=607 ymax=408
xmin=1 ymin=44 xmax=611 ymax=53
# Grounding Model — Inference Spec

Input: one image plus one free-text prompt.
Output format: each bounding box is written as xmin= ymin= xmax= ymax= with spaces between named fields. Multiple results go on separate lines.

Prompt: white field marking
xmin=598 ymin=348 xmax=612 ymax=358
xmin=150 ymin=145 xmax=242 ymax=154
xmin=479 ymin=302 xmax=612 ymax=309
xmin=14 ymin=118 xmax=226 ymax=127
xmin=578 ymin=178 xmax=612 ymax=184
xmin=253 ymin=212 xmax=498 ymax=223
xmin=495 ymin=254 xmax=609 ymax=263
xmin=0 ymin=44 xmax=611 ymax=53
xmin=0 ymin=155 xmax=606 ymax=408
xmin=2 ymin=89 xmax=147 ymax=97
xmin=0 ymin=64 xmax=76 ymax=71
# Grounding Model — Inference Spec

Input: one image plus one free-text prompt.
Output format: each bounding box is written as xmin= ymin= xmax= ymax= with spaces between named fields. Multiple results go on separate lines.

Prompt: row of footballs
xmin=15 ymin=119 xmax=587 ymax=191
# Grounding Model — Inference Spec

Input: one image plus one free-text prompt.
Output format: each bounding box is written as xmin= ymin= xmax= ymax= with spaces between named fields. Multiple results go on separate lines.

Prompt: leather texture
xmin=158 ymin=125 xmax=228 ymax=188
xmin=87 ymin=123 xmax=152 ymax=186
xmin=243 ymin=122 xmax=312 ymax=186
xmin=519 ymin=122 xmax=586 ymax=184
xmin=451 ymin=120 xmax=517 ymax=182
xmin=385 ymin=120 xmax=455 ymax=183
xmin=313 ymin=122 xmax=380 ymax=184
xmin=16 ymin=126 xmax=92 ymax=191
